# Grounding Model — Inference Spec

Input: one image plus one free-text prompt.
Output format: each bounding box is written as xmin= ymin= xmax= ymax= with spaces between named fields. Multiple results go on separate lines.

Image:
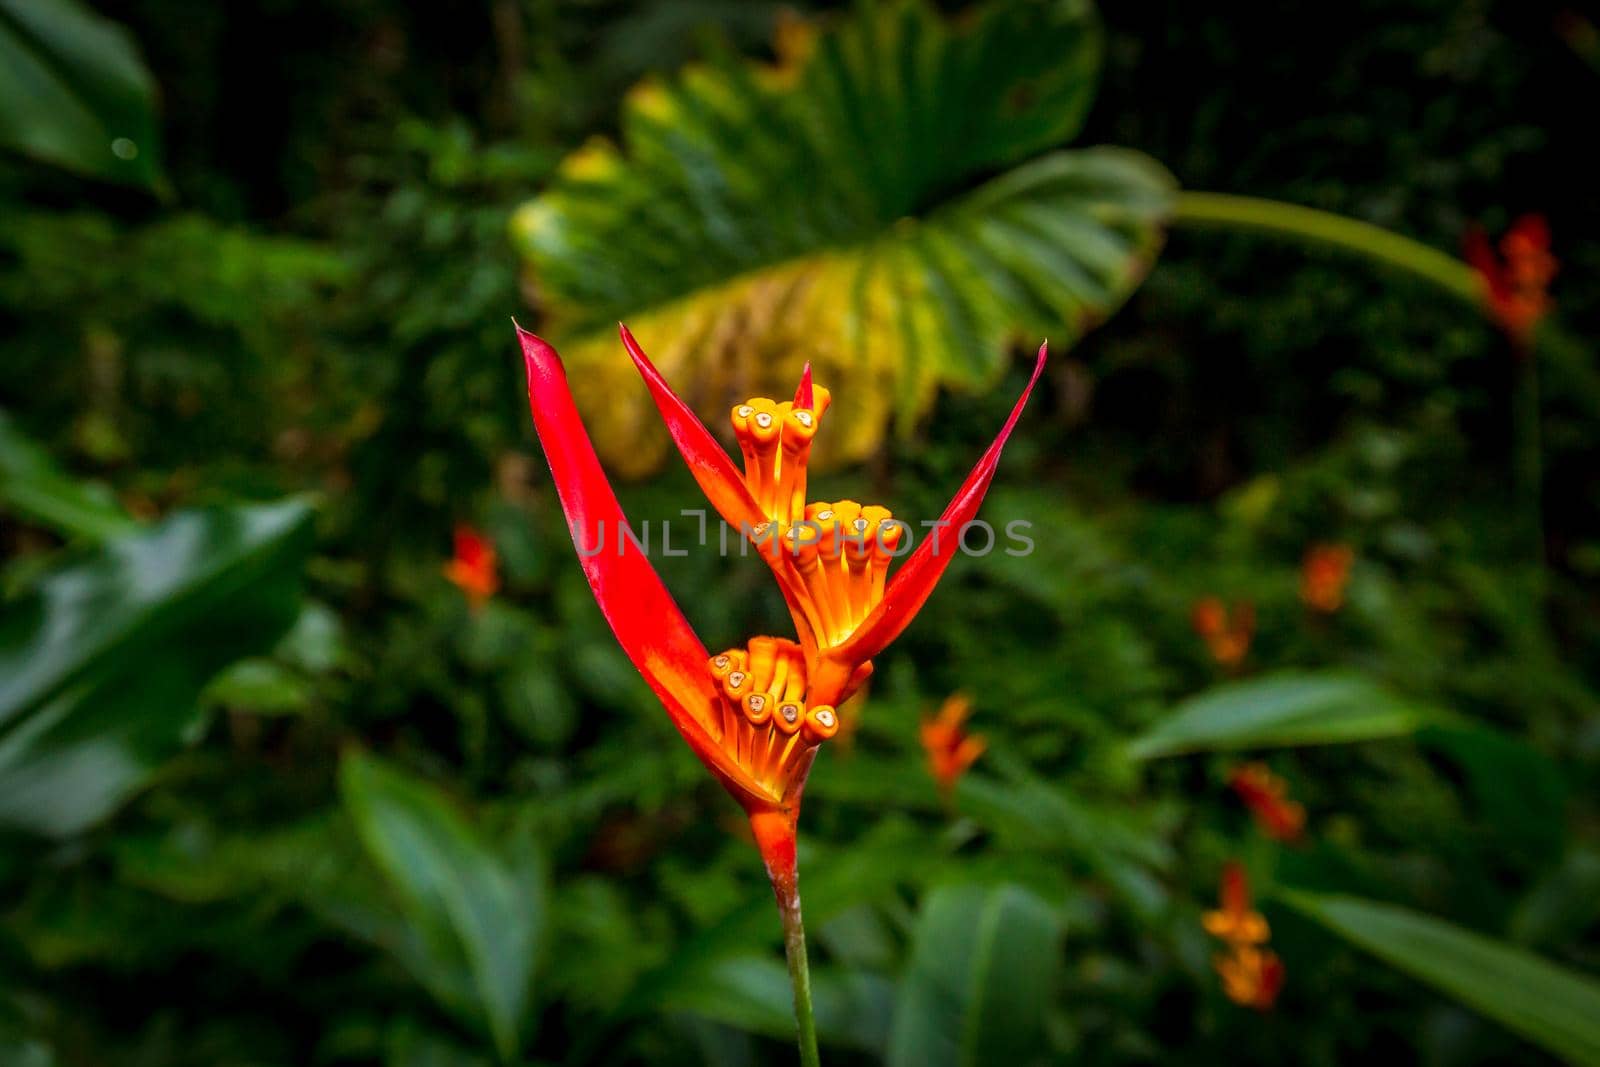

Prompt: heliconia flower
xmin=1214 ymin=942 xmax=1286 ymax=1011
xmin=619 ymin=323 xmax=1046 ymax=710
xmin=1192 ymin=596 xmax=1254 ymax=668
xmin=1204 ymin=861 xmax=1285 ymax=1010
xmin=920 ymin=692 xmax=986 ymax=799
xmin=443 ymin=523 xmax=499 ymax=608
xmin=1228 ymin=762 xmax=1306 ymax=842
xmin=1202 ymin=860 xmax=1271 ymax=946
xmin=516 ymin=324 xmax=1043 ymax=906
xmin=1300 ymin=543 xmax=1354 ymax=614
xmin=1464 ymin=214 xmax=1557 ymax=350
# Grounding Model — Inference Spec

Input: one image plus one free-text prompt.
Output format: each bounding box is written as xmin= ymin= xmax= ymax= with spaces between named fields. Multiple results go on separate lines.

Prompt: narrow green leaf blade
xmin=1126 ymin=672 xmax=1428 ymax=760
xmin=888 ymin=883 xmax=1064 ymax=1067
xmin=1281 ymin=890 xmax=1600 ymax=1066
xmin=0 ymin=410 xmax=135 ymax=540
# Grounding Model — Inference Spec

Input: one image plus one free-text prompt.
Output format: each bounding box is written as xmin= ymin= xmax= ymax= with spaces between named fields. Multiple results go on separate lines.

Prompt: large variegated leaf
xmin=512 ymin=0 xmax=1174 ymax=475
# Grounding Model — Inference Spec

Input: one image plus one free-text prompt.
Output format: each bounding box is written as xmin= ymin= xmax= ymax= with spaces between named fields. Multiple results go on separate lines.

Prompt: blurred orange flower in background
xmin=1192 ymin=597 xmax=1254 ymax=668
xmin=1300 ymin=543 xmax=1354 ymax=614
xmin=443 ymin=523 xmax=499 ymax=608
xmin=921 ymin=693 xmax=986 ymax=798
xmin=1229 ymin=762 xmax=1306 ymax=842
xmin=1203 ymin=861 xmax=1285 ymax=1010
xmin=1464 ymin=214 xmax=1557 ymax=350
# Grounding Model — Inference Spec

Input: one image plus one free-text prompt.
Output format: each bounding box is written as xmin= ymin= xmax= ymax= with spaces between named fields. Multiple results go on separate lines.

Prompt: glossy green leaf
xmin=1126 ymin=671 xmax=1430 ymax=760
xmin=513 ymin=0 xmax=1173 ymax=475
xmin=1280 ymin=889 xmax=1600 ymax=1066
xmin=887 ymin=883 xmax=1064 ymax=1067
xmin=340 ymin=753 xmax=546 ymax=1063
xmin=0 ymin=410 xmax=134 ymax=540
xmin=0 ymin=498 xmax=313 ymax=836
xmin=0 ymin=0 xmax=163 ymax=187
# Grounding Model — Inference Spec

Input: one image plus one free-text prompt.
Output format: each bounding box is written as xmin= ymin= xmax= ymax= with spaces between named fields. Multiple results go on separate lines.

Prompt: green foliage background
xmin=2 ymin=1 xmax=1598 ymax=1064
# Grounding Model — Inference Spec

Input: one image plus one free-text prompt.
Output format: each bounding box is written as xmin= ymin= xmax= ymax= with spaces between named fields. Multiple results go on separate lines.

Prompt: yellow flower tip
xmin=803 ymin=705 xmax=838 ymax=744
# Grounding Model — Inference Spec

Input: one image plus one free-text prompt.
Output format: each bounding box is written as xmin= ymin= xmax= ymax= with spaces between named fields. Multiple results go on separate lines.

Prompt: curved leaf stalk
xmin=1171 ymin=191 xmax=1480 ymax=301
xmin=1173 ymin=190 xmax=1554 ymax=590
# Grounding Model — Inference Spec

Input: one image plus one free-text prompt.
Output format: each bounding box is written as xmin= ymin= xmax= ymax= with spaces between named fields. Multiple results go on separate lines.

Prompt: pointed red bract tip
xmin=826 ymin=341 xmax=1048 ymax=672
xmin=794 ymin=362 xmax=814 ymax=409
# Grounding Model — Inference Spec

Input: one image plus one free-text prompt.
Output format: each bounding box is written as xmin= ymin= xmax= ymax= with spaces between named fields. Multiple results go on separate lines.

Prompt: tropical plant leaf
xmin=0 ymin=410 xmax=135 ymax=540
xmin=1125 ymin=671 xmax=1431 ymax=760
xmin=624 ymin=817 xmax=945 ymax=1015
xmin=656 ymin=955 xmax=895 ymax=1052
xmin=0 ymin=0 xmax=163 ymax=187
xmin=340 ymin=753 xmax=547 ymax=1063
xmin=0 ymin=498 xmax=313 ymax=836
xmin=512 ymin=0 xmax=1174 ymax=475
xmin=887 ymin=882 xmax=1064 ymax=1067
xmin=1280 ymin=889 xmax=1600 ymax=1066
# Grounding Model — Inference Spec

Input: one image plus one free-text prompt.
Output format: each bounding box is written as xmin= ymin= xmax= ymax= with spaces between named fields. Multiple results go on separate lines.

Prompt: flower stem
xmin=1171 ymin=191 xmax=1482 ymax=302
xmin=778 ymin=883 xmax=821 ymax=1067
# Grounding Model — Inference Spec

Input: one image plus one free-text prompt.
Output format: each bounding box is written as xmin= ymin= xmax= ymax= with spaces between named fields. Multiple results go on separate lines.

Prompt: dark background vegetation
xmin=2 ymin=1 xmax=1597 ymax=1064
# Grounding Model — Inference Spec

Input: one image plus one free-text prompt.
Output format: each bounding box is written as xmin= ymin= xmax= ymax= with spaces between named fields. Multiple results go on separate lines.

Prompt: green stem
xmin=778 ymin=884 xmax=821 ymax=1067
xmin=1171 ymin=191 xmax=1482 ymax=302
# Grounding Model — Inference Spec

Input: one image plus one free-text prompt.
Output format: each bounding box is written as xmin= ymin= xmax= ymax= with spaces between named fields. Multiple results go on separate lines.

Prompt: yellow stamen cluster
xmin=708 ymin=637 xmax=838 ymax=799
xmin=750 ymin=502 xmax=904 ymax=648
xmin=731 ymin=388 xmax=831 ymax=524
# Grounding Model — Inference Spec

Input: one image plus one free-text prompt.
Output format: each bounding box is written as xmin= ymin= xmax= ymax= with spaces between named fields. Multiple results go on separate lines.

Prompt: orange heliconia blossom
xmin=1192 ymin=596 xmax=1254 ymax=668
xmin=516 ymin=324 xmax=1044 ymax=924
xmin=443 ymin=523 xmax=499 ymax=608
xmin=920 ymin=693 xmax=986 ymax=798
xmin=1463 ymin=214 xmax=1557 ymax=351
xmin=1300 ymin=543 xmax=1354 ymax=614
xmin=1228 ymin=762 xmax=1306 ymax=842
xmin=1203 ymin=861 xmax=1285 ymax=1011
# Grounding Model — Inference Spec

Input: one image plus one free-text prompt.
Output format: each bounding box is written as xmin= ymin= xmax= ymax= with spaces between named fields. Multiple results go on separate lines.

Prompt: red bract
xmin=1228 ymin=762 xmax=1306 ymax=842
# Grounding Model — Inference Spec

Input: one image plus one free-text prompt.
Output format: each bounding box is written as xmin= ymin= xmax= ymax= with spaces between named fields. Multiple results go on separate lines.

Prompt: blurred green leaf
xmin=340 ymin=752 xmax=546 ymax=1063
xmin=1126 ymin=672 xmax=1430 ymax=760
xmin=0 ymin=498 xmax=313 ymax=836
xmin=201 ymin=658 xmax=312 ymax=715
xmin=0 ymin=0 xmax=163 ymax=187
xmin=887 ymin=882 xmax=1064 ymax=1067
xmin=626 ymin=819 xmax=943 ymax=1014
xmin=1280 ymin=889 xmax=1600 ymax=1066
xmin=0 ymin=410 xmax=134 ymax=540
xmin=1418 ymin=723 xmax=1568 ymax=862
xmin=513 ymin=0 xmax=1173 ymax=475
xmin=658 ymin=955 xmax=894 ymax=1052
